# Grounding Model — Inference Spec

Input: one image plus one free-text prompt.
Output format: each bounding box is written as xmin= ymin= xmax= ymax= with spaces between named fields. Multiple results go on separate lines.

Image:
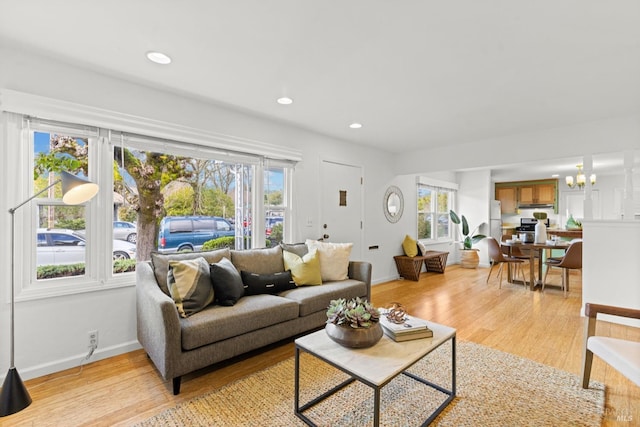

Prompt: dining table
xmin=501 ymin=240 xmax=571 ymax=291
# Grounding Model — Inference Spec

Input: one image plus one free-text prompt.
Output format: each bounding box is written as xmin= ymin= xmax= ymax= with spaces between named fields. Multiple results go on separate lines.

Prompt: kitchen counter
xmin=547 ymin=229 xmax=582 ymax=239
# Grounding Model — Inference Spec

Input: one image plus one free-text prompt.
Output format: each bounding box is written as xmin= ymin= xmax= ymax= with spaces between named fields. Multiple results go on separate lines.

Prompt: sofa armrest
xmin=348 ymin=261 xmax=372 ymax=300
xmin=136 ymin=261 xmax=182 ymax=381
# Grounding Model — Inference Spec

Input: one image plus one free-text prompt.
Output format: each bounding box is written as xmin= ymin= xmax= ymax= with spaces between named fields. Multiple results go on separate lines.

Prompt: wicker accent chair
xmin=542 ymin=240 xmax=582 ymax=297
xmin=581 ymin=303 xmax=640 ymax=388
xmin=486 ymin=237 xmax=527 ymax=289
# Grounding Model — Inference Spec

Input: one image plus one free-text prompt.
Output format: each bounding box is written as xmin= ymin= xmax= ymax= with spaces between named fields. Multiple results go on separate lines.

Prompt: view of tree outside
xmin=264 ymin=166 xmax=285 ymax=245
xmin=31 ymin=127 xmax=288 ymax=283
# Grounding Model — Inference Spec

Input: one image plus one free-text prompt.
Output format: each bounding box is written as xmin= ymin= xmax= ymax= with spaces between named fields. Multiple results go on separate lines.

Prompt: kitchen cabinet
xmin=495 ymin=186 xmax=517 ymax=214
xmin=519 ymin=183 xmax=556 ymax=205
xmin=495 ymin=179 xmax=558 ymax=212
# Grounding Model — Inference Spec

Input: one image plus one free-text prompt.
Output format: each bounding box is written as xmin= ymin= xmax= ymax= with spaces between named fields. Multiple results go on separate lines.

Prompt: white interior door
xmin=321 ymin=160 xmax=363 ymax=260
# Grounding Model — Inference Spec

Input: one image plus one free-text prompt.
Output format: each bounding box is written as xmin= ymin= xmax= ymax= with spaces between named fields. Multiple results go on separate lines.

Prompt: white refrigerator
xmin=489 ymin=200 xmax=502 ymax=241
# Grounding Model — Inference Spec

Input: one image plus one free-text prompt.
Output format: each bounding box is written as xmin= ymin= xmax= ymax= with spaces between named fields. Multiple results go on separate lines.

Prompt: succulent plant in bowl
xmin=325 ymin=297 xmax=383 ymax=348
xmin=326 ymin=297 xmax=380 ymax=328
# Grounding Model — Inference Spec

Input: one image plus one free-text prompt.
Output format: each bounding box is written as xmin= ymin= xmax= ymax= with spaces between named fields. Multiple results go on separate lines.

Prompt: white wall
xmin=582 ymin=220 xmax=640 ymax=328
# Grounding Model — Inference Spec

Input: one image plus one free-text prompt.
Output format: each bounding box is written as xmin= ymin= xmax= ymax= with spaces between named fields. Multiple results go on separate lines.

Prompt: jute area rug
xmin=136 ymin=341 xmax=604 ymax=426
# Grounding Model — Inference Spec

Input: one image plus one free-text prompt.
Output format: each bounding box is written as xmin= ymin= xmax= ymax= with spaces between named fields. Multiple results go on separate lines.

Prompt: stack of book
xmin=380 ymin=314 xmax=433 ymax=342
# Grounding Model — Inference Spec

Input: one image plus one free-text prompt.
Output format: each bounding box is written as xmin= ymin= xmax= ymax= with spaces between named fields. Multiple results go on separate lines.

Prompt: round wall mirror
xmin=383 ymin=185 xmax=404 ymax=223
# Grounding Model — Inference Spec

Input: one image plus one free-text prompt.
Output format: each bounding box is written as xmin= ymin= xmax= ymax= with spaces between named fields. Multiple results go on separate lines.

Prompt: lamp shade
xmin=60 ymin=171 xmax=99 ymax=204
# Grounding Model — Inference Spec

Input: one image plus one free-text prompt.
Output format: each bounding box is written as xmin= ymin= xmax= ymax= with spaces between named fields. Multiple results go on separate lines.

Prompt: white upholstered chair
xmin=581 ymin=303 xmax=640 ymax=389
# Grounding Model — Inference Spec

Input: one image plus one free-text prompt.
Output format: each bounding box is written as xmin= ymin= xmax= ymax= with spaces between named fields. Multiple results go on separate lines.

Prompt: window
xmin=417 ymin=180 xmax=457 ymax=242
xmin=4 ymin=92 xmax=300 ymax=300
xmin=264 ymin=162 xmax=287 ymax=245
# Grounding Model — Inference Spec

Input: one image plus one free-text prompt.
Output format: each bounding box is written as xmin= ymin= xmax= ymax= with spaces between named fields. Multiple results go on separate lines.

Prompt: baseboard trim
xmin=7 ymin=341 xmax=142 ymax=382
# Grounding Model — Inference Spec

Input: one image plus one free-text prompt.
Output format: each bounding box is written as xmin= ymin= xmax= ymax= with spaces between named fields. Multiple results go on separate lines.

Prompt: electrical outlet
xmin=88 ymin=330 xmax=98 ymax=349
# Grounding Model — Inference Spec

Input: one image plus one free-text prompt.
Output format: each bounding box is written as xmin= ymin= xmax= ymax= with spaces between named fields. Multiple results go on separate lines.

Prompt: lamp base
xmin=0 ymin=367 xmax=32 ymax=416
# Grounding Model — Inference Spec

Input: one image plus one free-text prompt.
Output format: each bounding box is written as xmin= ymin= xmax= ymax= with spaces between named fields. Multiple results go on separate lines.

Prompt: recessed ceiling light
xmin=277 ymin=97 xmax=293 ymax=105
xmin=551 ymin=174 xmax=559 ymax=178
xmin=146 ymin=51 xmax=172 ymax=65
xmin=349 ymin=123 xmax=363 ymax=129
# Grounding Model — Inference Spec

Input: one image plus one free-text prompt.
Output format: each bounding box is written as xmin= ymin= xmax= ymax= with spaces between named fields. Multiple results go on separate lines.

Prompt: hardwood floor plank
xmin=2 ymin=265 xmax=638 ymax=426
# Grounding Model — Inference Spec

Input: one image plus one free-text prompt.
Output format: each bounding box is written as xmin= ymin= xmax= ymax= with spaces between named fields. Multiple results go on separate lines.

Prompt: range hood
xmin=517 ymin=202 xmax=555 ymax=209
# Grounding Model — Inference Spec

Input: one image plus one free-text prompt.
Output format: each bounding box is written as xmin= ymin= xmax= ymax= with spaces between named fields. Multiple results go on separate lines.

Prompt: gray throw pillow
xmin=210 ymin=257 xmax=244 ymax=306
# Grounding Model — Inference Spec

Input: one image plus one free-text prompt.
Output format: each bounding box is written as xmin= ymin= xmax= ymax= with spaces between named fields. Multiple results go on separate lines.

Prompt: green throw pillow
xmin=168 ymin=257 xmax=215 ymax=318
xmin=283 ymin=249 xmax=322 ymax=286
xmin=402 ymin=234 xmax=418 ymax=257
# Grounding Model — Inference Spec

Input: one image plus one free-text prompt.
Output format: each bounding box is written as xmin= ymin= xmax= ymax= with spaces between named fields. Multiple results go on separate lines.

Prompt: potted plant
xmin=449 ymin=210 xmax=486 ymax=268
xmin=325 ymin=297 xmax=383 ymax=348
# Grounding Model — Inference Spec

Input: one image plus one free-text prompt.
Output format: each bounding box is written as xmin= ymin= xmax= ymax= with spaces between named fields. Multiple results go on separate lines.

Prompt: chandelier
xmin=565 ymin=164 xmax=596 ymax=189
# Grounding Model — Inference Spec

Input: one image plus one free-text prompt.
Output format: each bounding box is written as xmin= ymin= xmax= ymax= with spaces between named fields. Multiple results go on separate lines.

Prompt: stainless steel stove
xmin=515 ymin=218 xmax=549 ymax=242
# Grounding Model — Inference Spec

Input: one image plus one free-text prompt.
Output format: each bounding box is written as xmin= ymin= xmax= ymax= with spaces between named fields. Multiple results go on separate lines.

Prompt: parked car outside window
xmin=113 ymin=221 xmax=137 ymax=243
xmin=37 ymin=229 xmax=136 ymax=266
xmin=157 ymin=216 xmax=235 ymax=253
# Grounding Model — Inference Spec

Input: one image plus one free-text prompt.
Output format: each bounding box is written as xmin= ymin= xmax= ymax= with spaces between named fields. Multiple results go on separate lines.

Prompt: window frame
xmin=2 ymin=90 xmax=301 ymax=301
xmin=416 ymin=178 xmax=458 ymax=244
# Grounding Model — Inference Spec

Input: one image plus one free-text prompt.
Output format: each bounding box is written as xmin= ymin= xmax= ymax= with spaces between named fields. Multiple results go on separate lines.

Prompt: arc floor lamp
xmin=0 ymin=171 xmax=99 ymax=417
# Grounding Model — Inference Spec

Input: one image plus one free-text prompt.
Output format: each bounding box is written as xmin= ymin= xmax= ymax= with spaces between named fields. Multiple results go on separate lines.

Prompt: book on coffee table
xmin=380 ymin=314 xmax=433 ymax=341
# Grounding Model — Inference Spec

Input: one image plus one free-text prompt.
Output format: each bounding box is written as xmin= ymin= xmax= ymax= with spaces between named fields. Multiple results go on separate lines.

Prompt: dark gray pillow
xmin=240 ymin=270 xmax=296 ymax=295
xmin=210 ymin=257 xmax=244 ymax=306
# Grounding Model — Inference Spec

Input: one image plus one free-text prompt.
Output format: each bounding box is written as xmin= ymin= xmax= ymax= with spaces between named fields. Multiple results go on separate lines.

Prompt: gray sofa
xmin=136 ymin=245 xmax=371 ymax=394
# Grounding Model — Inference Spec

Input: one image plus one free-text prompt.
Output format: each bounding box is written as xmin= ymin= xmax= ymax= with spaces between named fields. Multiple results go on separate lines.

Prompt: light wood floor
xmin=4 ymin=265 xmax=639 ymax=426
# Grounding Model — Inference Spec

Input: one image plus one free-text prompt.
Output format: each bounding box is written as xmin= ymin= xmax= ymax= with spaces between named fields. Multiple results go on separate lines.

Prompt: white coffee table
xmin=294 ymin=321 xmax=456 ymax=426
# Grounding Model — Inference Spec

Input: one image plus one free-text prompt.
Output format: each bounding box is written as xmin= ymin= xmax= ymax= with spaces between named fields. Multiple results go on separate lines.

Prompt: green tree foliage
xmin=268 ymin=222 xmax=283 ymax=243
xmin=265 ymin=190 xmax=283 ymax=206
xmin=165 ymin=187 xmax=195 ymax=216
xmin=118 ymin=206 xmax=138 ymax=223
xmin=201 ymin=188 xmax=234 ymax=217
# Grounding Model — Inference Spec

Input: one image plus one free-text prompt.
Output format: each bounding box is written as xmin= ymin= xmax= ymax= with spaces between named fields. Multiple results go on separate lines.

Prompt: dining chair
xmin=581 ymin=303 xmax=640 ymax=389
xmin=487 ymin=237 xmax=527 ymax=289
xmin=542 ymin=240 xmax=582 ymax=297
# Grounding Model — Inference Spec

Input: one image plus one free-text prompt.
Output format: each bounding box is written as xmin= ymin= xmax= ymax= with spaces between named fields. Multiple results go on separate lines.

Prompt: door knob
xmin=323 ymin=234 xmax=329 ymax=239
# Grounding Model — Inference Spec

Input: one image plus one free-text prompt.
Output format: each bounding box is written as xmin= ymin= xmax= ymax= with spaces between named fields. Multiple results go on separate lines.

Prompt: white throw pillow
xmin=305 ymin=239 xmax=353 ymax=282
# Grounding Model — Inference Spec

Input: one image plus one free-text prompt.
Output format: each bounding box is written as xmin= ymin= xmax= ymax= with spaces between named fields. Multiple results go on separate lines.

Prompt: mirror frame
xmin=383 ymin=185 xmax=404 ymax=223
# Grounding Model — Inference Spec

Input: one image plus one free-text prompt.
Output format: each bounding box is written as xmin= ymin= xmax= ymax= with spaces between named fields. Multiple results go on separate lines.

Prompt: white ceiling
xmin=1 ymin=1 xmax=639 ymax=176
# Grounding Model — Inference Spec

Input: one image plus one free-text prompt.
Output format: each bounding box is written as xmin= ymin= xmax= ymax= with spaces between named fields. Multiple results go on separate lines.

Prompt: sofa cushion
xmin=241 ymin=270 xmax=296 ymax=295
xmin=230 ymin=246 xmax=284 ymax=275
xmin=278 ymin=279 xmax=367 ymax=317
xmin=283 ymin=249 xmax=322 ymax=285
xmin=167 ymin=257 xmax=215 ymax=318
xmin=210 ymin=257 xmax=244 ymax=306
xmin=305 ymin=239 xmax=353 ymax=282
xmin=279 ymin=242 xmax=308 ymax=257
xmin=151 ymin=248 xmax=230 ymax=295
xmin=180 ymin=294 xmax=299 ymax=350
